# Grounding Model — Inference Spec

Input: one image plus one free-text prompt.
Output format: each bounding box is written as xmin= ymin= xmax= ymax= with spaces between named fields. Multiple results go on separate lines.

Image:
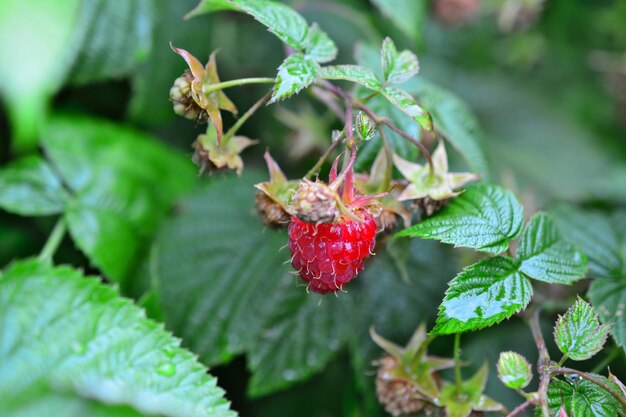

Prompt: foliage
xmin=2 ymin=0 xmax=626 ymax=416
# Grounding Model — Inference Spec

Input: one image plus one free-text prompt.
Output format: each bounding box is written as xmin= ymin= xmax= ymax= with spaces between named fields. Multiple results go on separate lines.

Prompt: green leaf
xmin=318 ymin=65 xmax=382 ymax=91
xmin=270 ymin=53 xmax=320 ymax=103
xmin=409 ymin=79 xmax=489 ymax=174
xmin=496 ymin=351 xmax=532 ymax=389
xmin=303 ymin=23 xmax=337 ymax=63
xmin=432 ymin=257 xmax=532 ymax=335
xmin=381 ymin=37 xmax=418 ymax=84
xmin=187 ymin=0 xmax=337 ymax=62
xmin=41 ymin=114 xmax=194 ymax=282
xmin=370 ymin=0 xmax=427 ymax=44
xmin=588 ymin=279 xmax=626 ymax=352
xmin=517 ymin=213 xmax=588 ymax=284
xmin=381 ymin=86 xmax=433 ymax=131
xmin=69 ymin=0 xmax=153 ymax=85
xmin=545 ymin=378 xmax=624 ymax=417
xmin=554 ymin=298 xmax=610 ymax=361
xmin=0 ymin=259 xmax=235 ymax=417
xmin=354 ymin=43 xmax=488 ymax=173
xmin=0 ymin=0 xmax=81 ymax=152
xmin=145 ymin=172 xmax=349 ymax=396
xmin=247 ymin=289 xmax=352 ymax=397
xmin=398 ymin=183 xmax=524 ymax=254
xmin=0 ymin=156 xmax=68 ymax=216
xmin=552 ymin=206 xmax=626 ymax=280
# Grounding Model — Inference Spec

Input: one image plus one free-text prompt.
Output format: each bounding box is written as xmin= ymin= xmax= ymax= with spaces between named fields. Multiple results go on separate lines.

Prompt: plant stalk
xmin=222 ymin=90 xmax=272 ymax=145
xmin=38 ymin=219 xmax=66 ymax=262
xmin=202 ymin=77 xmax=275 ymax=95
xmin=454 ymin=333 xmax=462 ymax=395
xmin=528 ymin=309 xmax=551 ymax=417
xmin=304 ymin=139 xmax=341 ymax=179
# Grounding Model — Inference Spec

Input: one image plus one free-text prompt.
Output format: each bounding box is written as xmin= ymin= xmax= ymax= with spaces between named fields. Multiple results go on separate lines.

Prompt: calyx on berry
xmin=254 ymin=151 xmax=298 ymax=228
xmin=371 ymin=324 xmax=455 ymax=415
xmin=393 ymin=140 xmax=479 ymax=215
xmin=192 ymin=124 xmax=256 ymax=176
xmin=290 ymin=146 xmax=386 ymax=224
xmin=170 ymin=44 xmax=238 ymax=144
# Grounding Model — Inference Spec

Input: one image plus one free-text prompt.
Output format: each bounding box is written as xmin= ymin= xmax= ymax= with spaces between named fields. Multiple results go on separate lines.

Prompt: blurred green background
xmin=1 ymin=0 xmax=625 ymax=416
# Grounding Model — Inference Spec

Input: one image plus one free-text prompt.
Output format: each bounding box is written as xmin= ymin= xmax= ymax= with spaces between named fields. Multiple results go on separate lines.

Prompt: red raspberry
xmin=288 ymin=212 xmax=377 ymax=294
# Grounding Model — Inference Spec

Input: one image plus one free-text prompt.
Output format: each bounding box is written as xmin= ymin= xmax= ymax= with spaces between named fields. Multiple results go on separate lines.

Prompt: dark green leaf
xmin=432 ymin=257 xmax=532 ymax=335
xmin=270 ymin=53 xmax=319 ymax=103
xmin=380 ymin=37 xmax=418 ymax=84
xmin=570 ymin=380 xmax=624 ymax=417
xmin=41 ymin=114 xmax=194 ymax=282
xmin=370 ymin=0 xmax=427 ymax=44
xmin=398 ymin=183 xmax=524 ymax=255
xmin=543 ymin=379 xmax=574 ymax=416
xmin=0 ymin=156 xmax=68 ymax=216
xmin=0 ymin=259 xmax=235 ymax=417
xmin=517 ymin=212 xmax=588 ymax=284
xmin=588 ymin=279 xmax=626 ymax=352
xmin=146 ymin=172 xmax=348 ymax=396
xmin=319 ymin=65 xmax=382 ymax=90
xmin=69 ymin=0 xmax=153 ymax=84
xmin=552 ymin=206 xmax=626 ymax=280
xmin=554 ymin=298 xmax=609 ymax=361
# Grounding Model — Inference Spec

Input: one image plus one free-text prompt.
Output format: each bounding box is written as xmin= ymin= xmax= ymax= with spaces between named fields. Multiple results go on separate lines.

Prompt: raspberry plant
xmin=1 ymin=1 xmax=626 ymax=417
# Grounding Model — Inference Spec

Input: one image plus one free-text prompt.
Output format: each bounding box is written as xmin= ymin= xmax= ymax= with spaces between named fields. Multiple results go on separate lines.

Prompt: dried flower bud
xmin=255 ymin=192 xmax=291 ymax=229
xmin=170 ymin=71 xmax=208 ymax=123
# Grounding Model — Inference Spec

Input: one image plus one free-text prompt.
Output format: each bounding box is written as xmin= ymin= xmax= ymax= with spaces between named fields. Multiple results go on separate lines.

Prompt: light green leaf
xmin=145 ymin=172 xmax=349 ymax=397
xmin=381 ymin=86 xmax=433 ymax=131
xmin=303 ymin=23 xmax=337 ymax=63
xmin=370 ymin=0 xmax=427 ymax=44
xmin=40 ymin=114 xmax=194 ymax=282
xmin=496 ymin=351 xmax=532 ymax=389
xmin=187 ymin=0 xmax=337 ymax=62
xmin=0 ymin=259 xmax=235 ymax=417
xmin=432 ymin=257 xmax=532 ymax=335
xmin=69 ymin=0 xmax=153 ymax=85
xmin=517 ymin=212 xmax=588 ymax=284
xmin=398 ymin=183 xmax=524 ymax=254
xmin=588 ymin=279 xmax=626 ymax=352
xmin=0 ymin=0 xmax=81 ymax=152
xmin=381 ymin=37 xmax=418 ymax=84
xmin=319 ymin=65 xmax=382 ymax=91
xmin=552 ymin=206 xmax=626 ymax=280
xmin=554 ymin=298 xmax=610 ymax=361
xmin=0 ymin=156 xmax=68 ymax=216
xmin=270 ymin=53 xmax=319 ymax=103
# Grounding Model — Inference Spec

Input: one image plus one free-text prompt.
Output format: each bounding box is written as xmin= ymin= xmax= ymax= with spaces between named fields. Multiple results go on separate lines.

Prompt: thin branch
xmin=304 ymin=139 xmax=341 ymax=179
xmin=454 ymin=333 xmax=462 ymax=395
xmin=202 ymin=77 xmax=275 ymax=95
xmin=506 ymin=399 xmax=533 ymax=417
xmin=551 ymin=367 xmax=626 ymax=410
xmin=528 ymin=309 xmax=551 ymax=417
xmin=222 ymin=90 xmax=272 ymax=145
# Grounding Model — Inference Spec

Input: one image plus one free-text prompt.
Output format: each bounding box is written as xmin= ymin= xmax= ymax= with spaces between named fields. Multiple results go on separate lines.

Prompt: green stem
xmin=202 ymin=77 xmax=275 ymax=95
xmin=360 ymin=91 xmax=380 ymax=103
xmin=305 ymin=139 xmax=341 ymax=179
xmin=555 ymin=354 xmax=569 ymax=368
xmin=454 ymin=333 xmax=462 ymax=395
xmin=222 ymin=90 xmax=272 ymax=145
xmin=38 ymin=219 xmax=66 ymax=262
xmin=378 ymin=127 xmax=393 ymax=193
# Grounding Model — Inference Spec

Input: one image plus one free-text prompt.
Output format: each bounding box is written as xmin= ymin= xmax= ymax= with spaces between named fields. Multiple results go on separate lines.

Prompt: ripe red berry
xmin=288 ymin=213 xmax=377 ymax=294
